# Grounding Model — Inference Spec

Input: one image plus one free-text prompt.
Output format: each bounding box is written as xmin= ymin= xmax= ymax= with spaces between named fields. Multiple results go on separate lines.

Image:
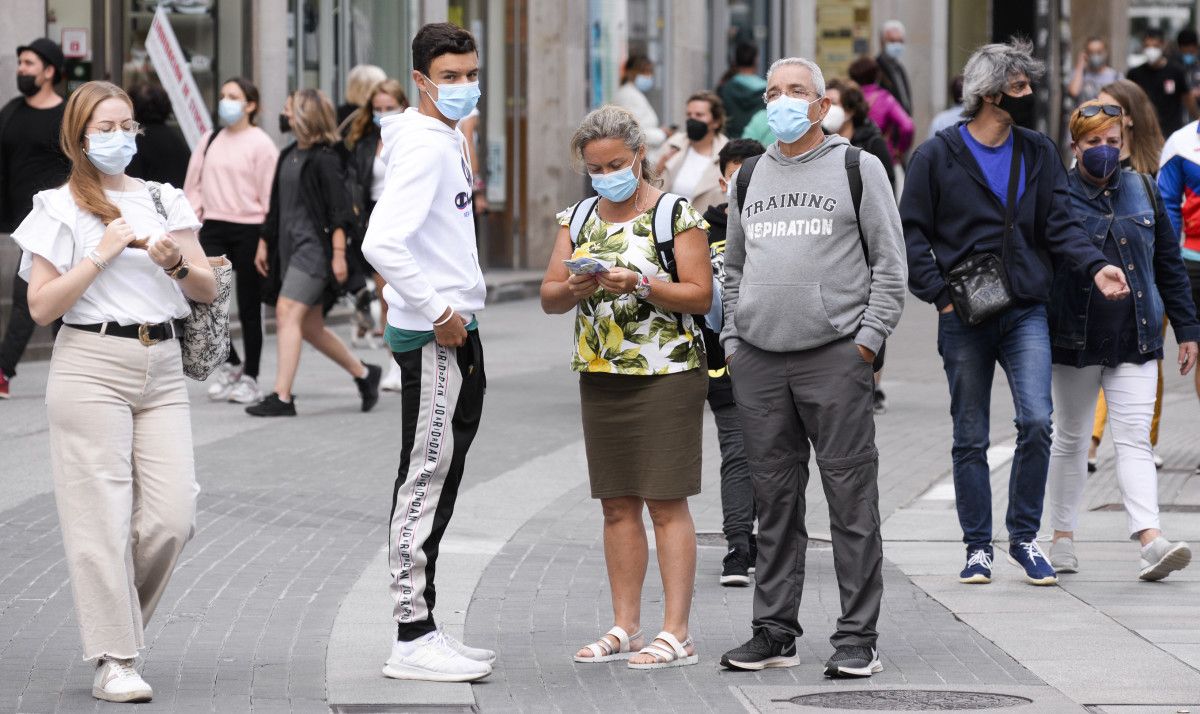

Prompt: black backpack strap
xmin=651 ymin=192 xmax=685 ymax=280
xmin=844 ymin=146 xmax=866 ymax=260
xmin=203 ymin=127 xmax=222 ymax=157
xmin=735 ymin=154 xmax=760 ymax=211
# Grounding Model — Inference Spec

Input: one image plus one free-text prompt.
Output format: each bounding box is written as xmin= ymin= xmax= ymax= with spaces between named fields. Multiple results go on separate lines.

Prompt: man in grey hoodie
xmin=718 ymin=56 xmax=907 ymax=678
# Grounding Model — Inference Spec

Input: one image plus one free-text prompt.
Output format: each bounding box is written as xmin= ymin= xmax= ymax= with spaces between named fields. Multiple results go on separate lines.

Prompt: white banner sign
xmin=144 ymin=8 xmax=212 ymax=149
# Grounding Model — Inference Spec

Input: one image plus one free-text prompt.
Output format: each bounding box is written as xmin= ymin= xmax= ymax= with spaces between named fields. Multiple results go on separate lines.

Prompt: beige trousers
xmin=46 ymin=326 xmax=199 ymax=660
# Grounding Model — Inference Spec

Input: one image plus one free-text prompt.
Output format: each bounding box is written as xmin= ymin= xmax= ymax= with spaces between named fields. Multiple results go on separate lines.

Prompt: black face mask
xmin=685 ymin=118 xmax=710 ymax=142
xmin=278 ymin=113 xmax=291 ymax=134
xmin=997 ymin=91 xmax=1036 ymax=130
xmin=16 ymin=74 xmax=38 ymax=97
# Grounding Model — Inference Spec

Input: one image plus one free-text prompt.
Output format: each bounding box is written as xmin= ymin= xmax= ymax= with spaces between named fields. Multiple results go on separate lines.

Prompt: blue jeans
xmin=937 ymin=304 xmax=1053 ymax=548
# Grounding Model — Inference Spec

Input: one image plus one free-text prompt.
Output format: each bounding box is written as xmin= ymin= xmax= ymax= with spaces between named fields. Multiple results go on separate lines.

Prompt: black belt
xmin=68 ymin=320 xmax=182 ymax=346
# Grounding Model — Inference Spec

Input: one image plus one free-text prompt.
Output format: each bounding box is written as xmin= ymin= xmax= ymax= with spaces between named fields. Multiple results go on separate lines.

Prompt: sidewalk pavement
xmin=3 ymin=300 xmax=1200 ymax=712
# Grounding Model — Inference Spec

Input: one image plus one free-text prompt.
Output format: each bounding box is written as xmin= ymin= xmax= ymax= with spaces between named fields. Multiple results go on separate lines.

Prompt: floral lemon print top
xmin=556 ymin=198 xmax=709 ymax=375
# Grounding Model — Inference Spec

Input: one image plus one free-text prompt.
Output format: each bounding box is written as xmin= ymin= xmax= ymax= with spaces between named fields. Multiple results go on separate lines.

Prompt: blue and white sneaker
xmin=959 ymin=546 xmax=993 ymax=584
xmin=1008 ymin=540 xmax=1058 ymax=585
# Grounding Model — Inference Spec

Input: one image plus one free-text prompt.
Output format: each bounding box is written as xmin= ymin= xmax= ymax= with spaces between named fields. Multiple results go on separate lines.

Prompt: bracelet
xmin=87 ymin=251 xmax=108 ymax=271
xmin=433 ymin=308 xmax=456 ymax=327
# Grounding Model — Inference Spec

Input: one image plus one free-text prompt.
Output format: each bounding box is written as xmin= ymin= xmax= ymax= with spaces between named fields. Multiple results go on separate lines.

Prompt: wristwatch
xmin=632 ymin=273 xmax=651 ymax=299
xmin=165 ymin=256 xmax=190 ymax=280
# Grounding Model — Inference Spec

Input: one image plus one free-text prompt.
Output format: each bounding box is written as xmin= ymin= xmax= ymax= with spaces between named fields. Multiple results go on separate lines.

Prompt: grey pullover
xmin=720 ymin=136 xmax=907 ymax=356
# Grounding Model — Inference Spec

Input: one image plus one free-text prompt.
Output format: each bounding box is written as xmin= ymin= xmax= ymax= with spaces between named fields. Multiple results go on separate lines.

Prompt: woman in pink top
xmin=184 ymin=77 xmax=279 ymax=405
xmin=848 ymin=56 xmax=914 ymax=166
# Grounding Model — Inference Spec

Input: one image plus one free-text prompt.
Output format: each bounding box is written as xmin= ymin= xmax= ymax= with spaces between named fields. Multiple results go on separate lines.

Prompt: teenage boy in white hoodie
xmin=361 ymin=22 xmax=493 ymax=683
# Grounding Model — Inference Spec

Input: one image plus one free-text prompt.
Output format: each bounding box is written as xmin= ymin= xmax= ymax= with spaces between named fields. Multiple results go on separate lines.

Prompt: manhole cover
xmin=784 ymin=690 xmax=1033 ymax=710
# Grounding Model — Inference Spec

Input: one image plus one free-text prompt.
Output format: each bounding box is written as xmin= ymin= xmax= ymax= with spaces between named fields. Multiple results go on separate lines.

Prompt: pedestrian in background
xmin=1047 ymin=100 xmax=1198 ymax=581
xmin=927 ymin=75 xmax=965 ymax=140
xmin=184 ymin=77 xmax=278 ymax=406
xmin=717 ymin=43 xmax=767 ymax=139
xmin=1127 ymin=28 xmax=1194 ymax=137
xmin=1173 ymin=29 xmax=1200 ymax=107
xmin=825 ymin=79 xmax=895 ymax=194
xmin=848 ymin=56 xmax=913 ymax=169
xmin=1068 ymin=37 xmax=1121 ymax=105
xmin=656 ymin=91 xmax=729 ymax=212
xmin=901 ymin=39 xmax=1130 ymax=588
xmin=337 ymin=63 xmax=386 ymax=128
xmin=0 ymin=37 xmax=69 ymax=398
xmin=1088 ymin=78 xmax=1168 ymax=472
xmin=1156 ymin=84 xmax=1200 ymax=478
xmin=875 ymin=19 xmax=913 ymax=116
xmin=612 ymin=54 xmax=667 ymax=152
xmin=720 ymin=56 xmax=905 ymax=679
xmin=126 ymin=82 xmax=189 ymax=188
xmin=361 ymin=22 xmax=495 ymax=682
xmin=14 ymin=80 xmax=217 ymax=703
xmin=702 ymin=137 xmax=765 ymax=588
xmin=248 ymin=88 xmax=380 ymax=417
xmin=542 ymin=104 xmax=710 ymax=670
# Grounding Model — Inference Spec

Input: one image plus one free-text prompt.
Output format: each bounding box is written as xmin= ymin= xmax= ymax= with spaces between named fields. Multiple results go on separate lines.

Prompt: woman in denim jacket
xmin=1047 ymin=100 xmax=1200 ymax=581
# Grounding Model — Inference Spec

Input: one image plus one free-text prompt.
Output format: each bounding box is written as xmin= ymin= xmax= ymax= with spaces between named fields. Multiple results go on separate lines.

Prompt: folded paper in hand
xmin=563 ymin=257 xmax=613 ymax=276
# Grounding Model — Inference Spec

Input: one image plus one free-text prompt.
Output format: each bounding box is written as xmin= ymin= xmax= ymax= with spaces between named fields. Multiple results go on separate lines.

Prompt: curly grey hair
xmin=961 ymin=39 xmax=1045 ymax=118
xmin=570 ymin=104 xmax=656 ymax=183
xmin=766 ymin=57 xmax=826 ymax=97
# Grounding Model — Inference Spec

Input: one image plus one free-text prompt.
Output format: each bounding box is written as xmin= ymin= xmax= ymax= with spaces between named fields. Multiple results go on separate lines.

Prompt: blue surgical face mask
xmin=422 ymin=75 xmax=481 ymax=122
xmin=885 ymin=42 xmax=905 ymax=60
xmin=634 ymin=74 xmax=654 ymax=93
xmin=86 ymin=130 xmax=138 ymax=175
xmin=1081 ymin=144 xmax=1120 ymax=180
xmin=590 ymin=160 xmax=640 ymax=202
xmin=373 ymin=109 xmax=401 ymax=127
xmin=1184 ymin=53 xmax=1198 ymax=66
xmin=766 ymin=95 xmax=814 ymax=143
xmin=218 ymin=98 xmax=244 ymax=126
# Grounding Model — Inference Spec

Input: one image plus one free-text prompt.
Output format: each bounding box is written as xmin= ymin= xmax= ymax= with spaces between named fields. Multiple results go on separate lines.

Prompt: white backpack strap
xmin=568 ymin=196 xmax=600 ymax=247
xmin=651 ymin=192 xmax=685 ymax=278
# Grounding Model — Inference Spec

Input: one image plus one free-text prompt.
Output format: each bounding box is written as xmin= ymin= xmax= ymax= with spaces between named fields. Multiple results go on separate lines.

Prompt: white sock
xmin=393 ymin=630 xmax=439 ymax=656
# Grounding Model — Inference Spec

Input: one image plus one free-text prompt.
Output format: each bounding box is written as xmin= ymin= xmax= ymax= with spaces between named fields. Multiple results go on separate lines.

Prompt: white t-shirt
xmin=13 ymin=181 xmax=202 ymax=326
xmin=670 ymin=147 xmax=711 ymax=202
xmin=371 ymin=152 xmax=388 ymax=202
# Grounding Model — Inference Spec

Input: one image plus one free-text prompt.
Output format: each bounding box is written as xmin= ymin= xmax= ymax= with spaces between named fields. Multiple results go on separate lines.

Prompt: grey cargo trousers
xmin=730 ymin=337 xmax=883 ymax=648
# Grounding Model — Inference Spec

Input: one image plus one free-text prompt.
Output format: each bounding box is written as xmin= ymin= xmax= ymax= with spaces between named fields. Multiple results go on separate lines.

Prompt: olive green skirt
xmin=579 ymin=368 xmax=707 ymax=500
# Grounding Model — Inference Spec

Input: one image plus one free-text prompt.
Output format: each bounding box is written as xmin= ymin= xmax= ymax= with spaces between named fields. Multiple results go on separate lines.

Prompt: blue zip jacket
xmin=1050 ymin=167 xmax=1200 ymax=354
xmin=901 ymin=123 xmax=1109 ymax=310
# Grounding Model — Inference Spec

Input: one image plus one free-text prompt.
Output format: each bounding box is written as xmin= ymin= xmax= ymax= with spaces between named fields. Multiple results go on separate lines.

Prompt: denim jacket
xmin=1050 ymin=168 xmax=1200 ymax=354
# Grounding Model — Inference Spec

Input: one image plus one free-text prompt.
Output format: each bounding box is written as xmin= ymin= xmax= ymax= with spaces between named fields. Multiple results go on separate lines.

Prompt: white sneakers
xmin=93 ymin=657 xmax=152 ymax=703
xmin=207 ymin=363 xmax=241 ymax=401
xmin=227 ymin=375 xmax=263 ymax=404
xmin=382 ymin=629 xmax=493 ymax=682
xmin=381 ymin=361 xmax=404 ymax=392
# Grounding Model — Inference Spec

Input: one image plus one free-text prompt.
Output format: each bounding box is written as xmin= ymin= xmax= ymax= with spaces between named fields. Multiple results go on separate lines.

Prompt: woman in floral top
xmin=541 ymin=105 xmax=712 ymax=670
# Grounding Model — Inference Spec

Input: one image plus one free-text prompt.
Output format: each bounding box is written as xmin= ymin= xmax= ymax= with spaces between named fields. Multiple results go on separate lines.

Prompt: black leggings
xmin=200 ymin=220 xmax=264 ymax=379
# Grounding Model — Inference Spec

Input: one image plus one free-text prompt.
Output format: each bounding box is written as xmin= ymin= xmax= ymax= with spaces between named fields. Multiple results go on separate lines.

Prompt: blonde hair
xmin=1100 ymin=79 xmax=1165 ymax=175
xmin=290 ymin=88 xmax=342 ymax=147
xmin=570 ymin=105 xmax=656 ymax=184
xmin=346 ymin=79 xmax=409 ymax=149
xmin=61 ymin=81 xmax=135 ymax=225
xmin=345 ymin=64 xmax=387 ymax=106
xmin=1069 ymin=100 xmax=1123 ymax=142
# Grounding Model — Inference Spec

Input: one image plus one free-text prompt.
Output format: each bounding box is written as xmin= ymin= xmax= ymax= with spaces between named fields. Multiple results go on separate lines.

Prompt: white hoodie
xmin=362 ymin=107 xmax=486 ymax=330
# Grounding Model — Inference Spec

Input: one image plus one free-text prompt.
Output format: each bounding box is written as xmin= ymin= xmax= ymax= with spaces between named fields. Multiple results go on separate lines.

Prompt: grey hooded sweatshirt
xmin=720 ymin=135 xmax=907 ymax=356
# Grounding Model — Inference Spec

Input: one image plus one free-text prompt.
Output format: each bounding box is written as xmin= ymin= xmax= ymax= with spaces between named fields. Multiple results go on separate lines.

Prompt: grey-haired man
xmin=718 ymin=56 xmax=906 ymax=678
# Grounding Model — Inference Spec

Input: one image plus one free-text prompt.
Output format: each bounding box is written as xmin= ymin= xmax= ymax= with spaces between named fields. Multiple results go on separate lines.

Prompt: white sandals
xmin=627 ymin=631 xmax=698 ymax=670
xmin=574 ymin=626 xmax=643 ymax=663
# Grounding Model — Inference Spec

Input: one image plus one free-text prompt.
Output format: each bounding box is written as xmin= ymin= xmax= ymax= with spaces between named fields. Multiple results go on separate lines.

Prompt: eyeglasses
xmin=763 ymin=87 xmax=821 ymax=103
xmin=87 ymin=120 xmax=141 ymax=135
xmin=1077 ymin=104 xmax=1122 ymax=118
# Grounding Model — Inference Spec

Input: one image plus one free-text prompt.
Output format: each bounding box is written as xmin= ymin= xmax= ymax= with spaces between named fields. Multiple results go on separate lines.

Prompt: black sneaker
xmin=720 ymin=630 xmax=799 ymax=671
xmin=873 ymin=387 xmax=888 ymax=415
xmin=824 ymin=644 xmax=882 ymax=678
xmin=245 ymin=393 xmax=296 ymax=417
xmin=356 ymin=363 xmax=382 ymax=412
xmin=748 ymin=533 xmax=757 ymax=574
xmin=720 ymin=548 xmax=751 ymax=587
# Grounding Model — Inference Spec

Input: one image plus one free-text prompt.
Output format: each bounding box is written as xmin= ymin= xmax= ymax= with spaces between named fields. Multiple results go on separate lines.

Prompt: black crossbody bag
xmin=945 ymin=130 xmax=1022 ymax=326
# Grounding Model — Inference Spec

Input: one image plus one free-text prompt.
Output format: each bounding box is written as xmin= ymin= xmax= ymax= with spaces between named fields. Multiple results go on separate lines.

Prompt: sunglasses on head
xmin=1078 ymin=104 xmax=1122 ymax=118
